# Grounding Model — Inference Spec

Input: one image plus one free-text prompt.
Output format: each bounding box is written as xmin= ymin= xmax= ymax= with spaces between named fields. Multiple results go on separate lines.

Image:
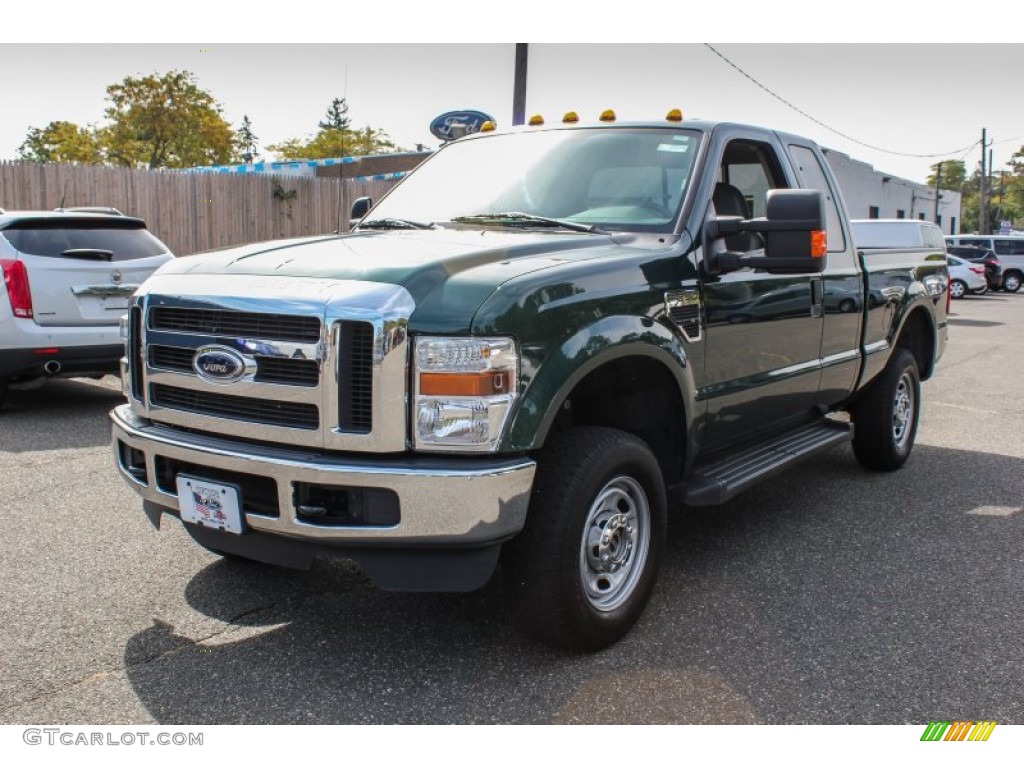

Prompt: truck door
xmin=785 ymin=142 xmax=861 ymax=409
xmin=699 ymin=132 xmax=824 ymax=450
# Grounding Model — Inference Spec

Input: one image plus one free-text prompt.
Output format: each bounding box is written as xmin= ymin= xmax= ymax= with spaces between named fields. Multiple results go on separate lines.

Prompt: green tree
xmin=319 ymin=98 xmax=350 ymax=131
xmin=236 ymin=114 xmax=260 ymax=163
xmin=17 ymin=120 xmax=103 ymax=164
xmin=268 ymin=98 xmax=400 ymax=161
xmin=926 ymin=159 xmax=966 ymax=191
xmin=102 ymin=70 xmax=235 ymax=169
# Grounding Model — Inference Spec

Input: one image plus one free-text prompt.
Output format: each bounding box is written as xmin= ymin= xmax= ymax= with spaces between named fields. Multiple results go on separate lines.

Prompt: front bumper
xmin=111 ymin=405 xmax=536 ymax=589
xmin=112 ymin=403 xmax=536 ymax=543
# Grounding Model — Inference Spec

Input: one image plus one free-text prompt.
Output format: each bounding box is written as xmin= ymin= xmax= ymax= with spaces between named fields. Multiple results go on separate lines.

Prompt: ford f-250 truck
xmin=111 ymin=115 xmax=948 ymax=651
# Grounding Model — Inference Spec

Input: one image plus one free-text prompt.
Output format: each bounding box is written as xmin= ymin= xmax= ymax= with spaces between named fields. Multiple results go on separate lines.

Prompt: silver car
xmin=0 ymin=210 xmax=174 ymax=407
xmin=946 ymin=254 xmax=988 ymax=298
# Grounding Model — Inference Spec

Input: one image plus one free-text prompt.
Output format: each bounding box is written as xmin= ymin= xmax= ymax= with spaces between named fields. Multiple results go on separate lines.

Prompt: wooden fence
xmin=0 ymin=161 xmax=401 ymax=256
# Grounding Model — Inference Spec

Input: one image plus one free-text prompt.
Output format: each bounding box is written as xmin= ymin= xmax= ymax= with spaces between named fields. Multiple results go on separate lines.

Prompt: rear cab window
xmin=0 ymin=218 xmax=169 ymax=262
xmin=787 ymin=144 xmax=847 ymax=252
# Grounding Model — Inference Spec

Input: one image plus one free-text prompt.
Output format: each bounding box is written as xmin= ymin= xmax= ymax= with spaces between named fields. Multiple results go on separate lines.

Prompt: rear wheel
xmin=504 ymin=427 xmax=666 ymax=651
xmin=1002 ymin=271 xmax=1022 ymax=293
xmin=949 ymin=279 xmax=967 ymax=299
xmin=851 ymin=348 xmax=920 ymax=471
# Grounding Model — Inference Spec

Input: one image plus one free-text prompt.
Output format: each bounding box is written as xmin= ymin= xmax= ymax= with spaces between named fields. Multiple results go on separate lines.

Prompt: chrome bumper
xmin=110 ymin=405 xmax=536 ymax=546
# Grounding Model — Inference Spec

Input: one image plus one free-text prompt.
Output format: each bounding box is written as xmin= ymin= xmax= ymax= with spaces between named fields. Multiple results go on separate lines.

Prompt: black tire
xmin=838 ymin=298 xmax=857 ymax=313
xmin=1002 ymin=271 xmax=1022 ymax=293
xmin=851 ymin=347 xmax=920 ymax=471
xmin=503 ymin=426 xmax=667 ymax=651
xmin=949 ymin=279 xmax=967 ymax=299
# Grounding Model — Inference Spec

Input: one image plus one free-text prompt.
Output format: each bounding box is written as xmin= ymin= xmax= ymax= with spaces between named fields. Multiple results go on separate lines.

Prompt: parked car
xmin=0 ymin=210 xmax=174 ymax=407
xmin=946 ymin=245 xmax=1001 ymax=291
xmin=945 ymin=235 xmax=1024 ymax=292
xmin=946 ymin=254 xmax=988 ymax=298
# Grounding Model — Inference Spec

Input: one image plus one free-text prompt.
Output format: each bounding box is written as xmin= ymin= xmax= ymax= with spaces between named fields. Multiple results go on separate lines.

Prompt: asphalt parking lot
xmin=1 ymin=292 xmax=1022 ymax=725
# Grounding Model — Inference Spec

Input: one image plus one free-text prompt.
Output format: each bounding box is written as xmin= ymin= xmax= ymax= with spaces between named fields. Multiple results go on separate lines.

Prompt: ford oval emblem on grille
xmin=193 ymin=346 xmax=247 ymax=383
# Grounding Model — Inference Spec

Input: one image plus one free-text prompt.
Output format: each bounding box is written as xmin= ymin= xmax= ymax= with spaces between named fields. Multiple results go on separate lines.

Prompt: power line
xmin=703 ymin=44 xmax=981 ymax=159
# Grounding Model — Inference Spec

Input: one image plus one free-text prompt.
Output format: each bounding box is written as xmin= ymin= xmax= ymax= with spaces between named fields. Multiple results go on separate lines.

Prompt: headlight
xmin=414 ymin=336 xmax=518 ymax=451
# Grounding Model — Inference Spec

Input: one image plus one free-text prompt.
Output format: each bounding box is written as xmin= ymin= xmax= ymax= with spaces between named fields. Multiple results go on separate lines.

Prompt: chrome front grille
xmin=149 ymin=344 xmax=320 ymax=387
xmin=127 ymin=274 xmax=414 ymax=452
xmin=150 ymin=383 xmax=319 ymax=430
xmin=150 ymin=306 xmax=321 ymax=342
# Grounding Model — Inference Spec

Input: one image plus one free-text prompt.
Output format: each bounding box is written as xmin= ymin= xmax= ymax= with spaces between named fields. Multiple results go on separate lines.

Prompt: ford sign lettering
xmin=193 ymin=346 xmax=248 ymax=384
xmin=429 ymin=110 xmax=495 ymax=142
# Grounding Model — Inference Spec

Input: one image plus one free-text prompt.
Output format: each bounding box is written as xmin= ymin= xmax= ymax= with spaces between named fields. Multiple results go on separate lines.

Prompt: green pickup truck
xmin=111 ymin=117 xmax=948 ymax=650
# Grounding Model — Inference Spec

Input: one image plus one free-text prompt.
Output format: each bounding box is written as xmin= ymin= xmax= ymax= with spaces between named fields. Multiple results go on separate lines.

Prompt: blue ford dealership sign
xmin=429 ymin=110 xmax=495 ymax=142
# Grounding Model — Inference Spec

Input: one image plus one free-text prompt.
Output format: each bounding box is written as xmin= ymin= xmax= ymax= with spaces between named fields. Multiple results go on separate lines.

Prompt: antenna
xmin=336 ymin=65 xmax=349 ymax=234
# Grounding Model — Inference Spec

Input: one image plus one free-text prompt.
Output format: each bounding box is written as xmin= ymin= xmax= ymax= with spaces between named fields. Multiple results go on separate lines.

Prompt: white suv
xmin=0 ymin=210 xmax=174 ymax=406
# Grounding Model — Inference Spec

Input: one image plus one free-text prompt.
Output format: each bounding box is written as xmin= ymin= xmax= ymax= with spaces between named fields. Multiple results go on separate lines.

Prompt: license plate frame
xmin=176 ymin=475 xmax=244 ymax=534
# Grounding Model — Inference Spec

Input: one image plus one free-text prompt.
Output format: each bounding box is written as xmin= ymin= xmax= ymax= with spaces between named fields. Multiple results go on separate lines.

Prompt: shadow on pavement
xmin=122 ymin=442 xmax=1024 ymax=725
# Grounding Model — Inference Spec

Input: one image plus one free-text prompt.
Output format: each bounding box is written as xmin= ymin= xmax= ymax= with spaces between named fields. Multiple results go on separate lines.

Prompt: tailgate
xmin=1 ymin=218 xmax=173 ymax=327
xmin=20 ymin=253 xmax=171 ymax=326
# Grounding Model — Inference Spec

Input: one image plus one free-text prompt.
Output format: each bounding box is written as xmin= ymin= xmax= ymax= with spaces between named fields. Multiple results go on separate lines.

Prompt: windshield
xmin=366 ymin=127 xmax=701 ymax=233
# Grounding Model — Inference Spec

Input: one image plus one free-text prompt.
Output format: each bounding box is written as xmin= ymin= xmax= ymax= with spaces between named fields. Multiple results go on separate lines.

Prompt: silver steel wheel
xmin=892 ymin=372 xmax=915 ymax=449
xmin=579 ymin=475 xmax=651 ymax=613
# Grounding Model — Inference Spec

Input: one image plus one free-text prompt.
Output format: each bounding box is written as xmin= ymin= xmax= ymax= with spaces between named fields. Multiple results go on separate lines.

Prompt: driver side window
xmin=713 ymin=139 xmax=788 ymax=253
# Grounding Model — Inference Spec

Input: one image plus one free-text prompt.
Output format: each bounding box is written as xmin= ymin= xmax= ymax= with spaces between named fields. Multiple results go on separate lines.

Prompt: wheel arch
xmin=501 ymin=315 xmax=697 ymax=485
xmin=891 ymin=302 xmax=938 ymax=381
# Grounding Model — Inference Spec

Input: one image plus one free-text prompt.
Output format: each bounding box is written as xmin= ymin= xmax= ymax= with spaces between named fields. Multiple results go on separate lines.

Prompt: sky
xmin=1 ymin=14 xmax=1022 ymax=186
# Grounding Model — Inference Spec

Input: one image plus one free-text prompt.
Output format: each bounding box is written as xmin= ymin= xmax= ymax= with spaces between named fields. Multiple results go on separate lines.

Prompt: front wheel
xmin=503 ymin=427 xmax=667 ymax=651
xmin=1002 ymin=272 xmax=1022 ymax=293
xmin=851 ymin=348 xmax=920 ymax=471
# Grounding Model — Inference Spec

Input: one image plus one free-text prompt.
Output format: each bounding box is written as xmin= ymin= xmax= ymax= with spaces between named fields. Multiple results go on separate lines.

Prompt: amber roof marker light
xmin=599 ymin=109 xmax=616 ymax=122
xmin=666 ymin=109 xmax=684 ymax=122
xmin=562 ymin=111 xmax=579 ymax=124
xmin=528 ymin=114 xmax=545 ymax=126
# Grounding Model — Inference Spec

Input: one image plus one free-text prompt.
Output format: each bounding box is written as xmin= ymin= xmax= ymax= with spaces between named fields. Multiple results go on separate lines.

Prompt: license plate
xmin=176 ymin=475 xmax=243 ymax=534
xmin=103 ymin=296 xmax=131 ymax=310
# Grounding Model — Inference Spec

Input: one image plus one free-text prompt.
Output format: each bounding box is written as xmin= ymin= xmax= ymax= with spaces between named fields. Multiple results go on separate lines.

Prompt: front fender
xmin=500 ymin=314 xmax=698 ymax=454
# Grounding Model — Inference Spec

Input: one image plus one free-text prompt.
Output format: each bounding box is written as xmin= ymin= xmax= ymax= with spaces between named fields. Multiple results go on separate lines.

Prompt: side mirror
xmin=706 ymin=189 xmax=827 ymax=275
xmin=762 ymin=189 xmax=826 ymax=266
xmin=350 ymin=196 xmax=372 ymax=223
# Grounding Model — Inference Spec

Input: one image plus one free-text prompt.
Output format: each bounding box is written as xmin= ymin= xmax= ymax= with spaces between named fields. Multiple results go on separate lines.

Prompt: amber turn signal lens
xmin=811 ymin=230 xmax=827 ymax=258
xmin=420 ymin=372 xmax=512 ymax=397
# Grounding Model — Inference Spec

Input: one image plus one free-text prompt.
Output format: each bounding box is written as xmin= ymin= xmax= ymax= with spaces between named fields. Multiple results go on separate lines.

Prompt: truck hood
xmin=154 ymin=228 xmax=661 ymax=333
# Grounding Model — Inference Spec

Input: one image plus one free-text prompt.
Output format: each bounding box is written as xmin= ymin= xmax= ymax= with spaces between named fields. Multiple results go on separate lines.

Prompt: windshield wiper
xmin=451 ymin=212 xmax=608 ymax=234
xmin=356 ymin=217 xmax=434 ymax=231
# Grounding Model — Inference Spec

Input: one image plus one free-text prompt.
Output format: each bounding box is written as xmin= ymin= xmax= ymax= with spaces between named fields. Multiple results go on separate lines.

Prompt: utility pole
xmin=512 ymin=44 xmax=528 ymax=126
xmin=933 ymin=161 xmax=942 ymax=223
xmin=979 ymin=128 xmax=988 ymax=234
